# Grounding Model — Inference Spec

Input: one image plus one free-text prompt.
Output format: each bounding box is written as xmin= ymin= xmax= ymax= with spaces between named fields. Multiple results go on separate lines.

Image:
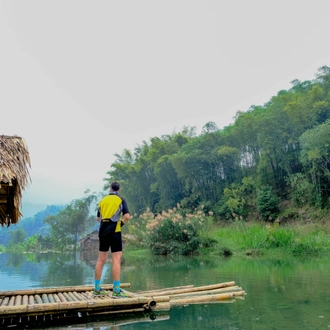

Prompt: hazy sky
xmin=1 ymin=0 xmax=330 ymax=205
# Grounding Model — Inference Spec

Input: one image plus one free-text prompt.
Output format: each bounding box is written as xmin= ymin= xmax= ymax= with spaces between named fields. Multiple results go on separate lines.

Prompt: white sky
xmin=1 ymin=0 xmax=330 ymax=205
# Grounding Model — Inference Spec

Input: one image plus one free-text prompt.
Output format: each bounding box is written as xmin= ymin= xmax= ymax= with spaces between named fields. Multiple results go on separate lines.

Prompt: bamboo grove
xmin=104 ymin=66 xmax=330 ymax=222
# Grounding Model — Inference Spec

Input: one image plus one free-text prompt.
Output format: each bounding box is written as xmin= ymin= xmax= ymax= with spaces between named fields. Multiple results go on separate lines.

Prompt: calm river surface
xmin=0 ymin=251 xmax=329 ymax=329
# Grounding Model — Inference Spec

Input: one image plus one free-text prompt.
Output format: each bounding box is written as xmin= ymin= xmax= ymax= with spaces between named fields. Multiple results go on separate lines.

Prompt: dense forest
xmin=104 ymin=66 xmax=330 ymax=222
xmin=2 ymin=66 xmax=330 ymax=255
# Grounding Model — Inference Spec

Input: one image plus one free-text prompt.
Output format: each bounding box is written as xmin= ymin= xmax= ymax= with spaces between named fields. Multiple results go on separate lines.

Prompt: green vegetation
xmin=104 ymin=66 xmax=330 ymax=223
xmin=44 ymin=192 xmax=97 ymax=251
xmin=129 ymin=206 xmax=216 ymax=255
xmin=3 ymin=66 xmax=330 ymax=257
xmin=125 ymin=206 xmax=330 ymax=257
xmin=1 ymin=191 xmax=98 ymax=253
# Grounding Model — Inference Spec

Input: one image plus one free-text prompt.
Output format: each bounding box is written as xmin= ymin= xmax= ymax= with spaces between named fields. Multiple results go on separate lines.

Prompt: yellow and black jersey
xmin=97 ymin=193 xmax=129 ymax=222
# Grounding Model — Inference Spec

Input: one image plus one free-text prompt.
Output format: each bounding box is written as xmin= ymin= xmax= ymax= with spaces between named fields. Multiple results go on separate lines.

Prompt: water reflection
xmin=0 ymin=252 xmax=329 ymax=329
xmin=4 ymin=252 xmax=25 ymax=268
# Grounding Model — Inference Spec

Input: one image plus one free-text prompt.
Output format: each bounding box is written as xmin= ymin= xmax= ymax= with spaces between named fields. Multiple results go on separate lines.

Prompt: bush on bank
xmin=127 ymin=206 xmax=217 ymax=255
xmin=126 ymin=206 xmax=330 ymax=257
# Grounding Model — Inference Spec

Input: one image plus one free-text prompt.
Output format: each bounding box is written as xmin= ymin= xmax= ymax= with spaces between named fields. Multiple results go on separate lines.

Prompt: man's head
xmin=110 ymin=181 xmax=120 ymax=192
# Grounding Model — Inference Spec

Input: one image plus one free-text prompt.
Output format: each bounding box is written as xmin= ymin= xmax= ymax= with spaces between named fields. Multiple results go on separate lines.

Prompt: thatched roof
xmin=0 ymin=135 xmax=31 ymax=227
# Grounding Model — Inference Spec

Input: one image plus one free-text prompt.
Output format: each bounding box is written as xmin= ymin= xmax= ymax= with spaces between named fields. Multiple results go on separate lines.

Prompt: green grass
xmin=205 ymin=220 xmax=330 ymax=257
xmin=125 ymin=207 xmax=330 ymax=257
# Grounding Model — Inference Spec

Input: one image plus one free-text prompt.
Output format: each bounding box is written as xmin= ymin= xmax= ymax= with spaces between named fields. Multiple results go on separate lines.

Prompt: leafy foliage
xmin=0 ymin=204 xmax=64 ymax=246
xmin=102 ymin=66 xmax=330 ymax=222
xmin=256 ymin=186 xmax=280 ymax=221
xmin=44 ymin=192 xmax=97 ymax=251
xmin=128 ymin=206 xmax=216 ymax=255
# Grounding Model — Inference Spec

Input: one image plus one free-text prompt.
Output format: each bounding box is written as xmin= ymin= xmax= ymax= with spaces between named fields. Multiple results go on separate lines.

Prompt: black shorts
xmin=98 ymin=221 xmax=122 ymax=253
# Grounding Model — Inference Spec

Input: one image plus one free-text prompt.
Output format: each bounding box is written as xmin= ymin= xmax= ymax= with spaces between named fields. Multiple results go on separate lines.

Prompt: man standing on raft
xmin=93 ymin=181 xmax=131 ymax=298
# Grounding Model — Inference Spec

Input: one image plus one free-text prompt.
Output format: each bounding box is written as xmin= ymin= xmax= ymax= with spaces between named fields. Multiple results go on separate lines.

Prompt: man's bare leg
xmin=95 ymin=251 xmax=108 ymax=281
xmin=112 ymin=251 xmax=122 ymax=281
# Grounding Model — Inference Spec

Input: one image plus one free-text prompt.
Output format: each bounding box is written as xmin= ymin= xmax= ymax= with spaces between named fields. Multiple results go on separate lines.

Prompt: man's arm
xmin=121 ymin=199 xmax=130 ymax=225
xmin=121 ymin=213 xmax=130 ymax=225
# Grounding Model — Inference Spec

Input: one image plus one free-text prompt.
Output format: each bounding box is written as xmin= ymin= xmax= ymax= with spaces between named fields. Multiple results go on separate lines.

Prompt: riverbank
xmin=205 ymin=219 xmax=330 ymax=257
xmin=125 ymin=218 xmax=330 ymax=258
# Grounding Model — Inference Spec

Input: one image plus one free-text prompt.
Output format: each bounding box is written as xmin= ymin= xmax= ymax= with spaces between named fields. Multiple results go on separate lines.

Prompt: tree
xmin=44 ymin=192 xmax=97 ymax=251
xmin=8 ymin=227 xmax=27 ymax=246
xmin=299 ymin=120 xmax=330 ymax=206
xmin=201 ymin=121 xmax=219 ymax=134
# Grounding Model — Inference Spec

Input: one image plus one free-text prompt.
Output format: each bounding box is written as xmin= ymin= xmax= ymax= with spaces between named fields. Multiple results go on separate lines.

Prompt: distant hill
xmin=0 ymin=204 xmax=65 ymax=246
xmin=21 ymin=202 xmax=48 ymax=219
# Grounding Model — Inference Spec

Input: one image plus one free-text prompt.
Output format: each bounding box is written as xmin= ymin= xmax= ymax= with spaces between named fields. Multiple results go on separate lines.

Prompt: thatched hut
xmin=0 ymin=135 xmax=31 ymax=227
xmin=79 ymin=230 xmax=99 ymax=252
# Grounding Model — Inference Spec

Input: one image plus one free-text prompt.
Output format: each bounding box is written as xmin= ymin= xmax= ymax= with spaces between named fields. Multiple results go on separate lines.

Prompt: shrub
xmin=287 ymin=173 xmax=314 ymax=207
xmin=129 ymin=205 xmax=214 ymax=255
xmin=257 ymin=186 xmax=280 ymax=221
xmin=266 ymin=227 xmax=295 ymax=248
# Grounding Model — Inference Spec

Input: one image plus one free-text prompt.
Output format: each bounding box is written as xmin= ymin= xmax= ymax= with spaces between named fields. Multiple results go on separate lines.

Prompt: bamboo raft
xmin=0 ymin=281 xmax=245 ymax=328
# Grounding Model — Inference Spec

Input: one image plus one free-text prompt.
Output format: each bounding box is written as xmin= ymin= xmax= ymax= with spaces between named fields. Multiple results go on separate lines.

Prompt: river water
xmin=0 ymin=251 xmax=329 ymax=329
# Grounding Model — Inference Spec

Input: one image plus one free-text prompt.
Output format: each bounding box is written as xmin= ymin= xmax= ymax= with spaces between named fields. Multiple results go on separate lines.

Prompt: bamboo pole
xmin=136 ymin=285 xmax=194 ymax=295
xmin=15 ymin=295 xmax=22 ymax=306
xmin=1 ymin=297 xmax=9 ymax=306
xmin=22 ymin=295 xmax=28 ymax=305
xmin=53 ymin=294 xmax=61 ymax=303
xmin=0 ymin=304 xmax=28 ymax=314
xmin=57 ymin=292 xmax=67 ymax=303
xmin=42 ymin=293 xmax=49 ymax=303
xmin=153 ymin=302 xmax=171 ymax=311
xmin=0 ymin=283 xmax=131 ymax=296
xmin=72 ymin=291 xmax=87 ymax=301
xmin=0 ymin=282 xmax=246 ymax=319
xmin=67 ymin=291 xmax=78 ymax=301
xmin=121 ymin=290 xmax=170 ymax=302
xmin=63 ymin=292 xmax=73 ymax=302
xmin=136 ymin=282 xmax=236 ymax=297
xmin=170 ymin=290 xmax=246 ymax=306
xmin=170 ymin=292 xmax=234 ymax=306
xmin=170 ymin=286 xmax=242 ymax=299
xmin=8 ymin=296 xmax=15 ymax=306
xmin=0 ymin=296 xmax=163 ymax=316
xmin=231 ymin=291 xmax=246 ymax=297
